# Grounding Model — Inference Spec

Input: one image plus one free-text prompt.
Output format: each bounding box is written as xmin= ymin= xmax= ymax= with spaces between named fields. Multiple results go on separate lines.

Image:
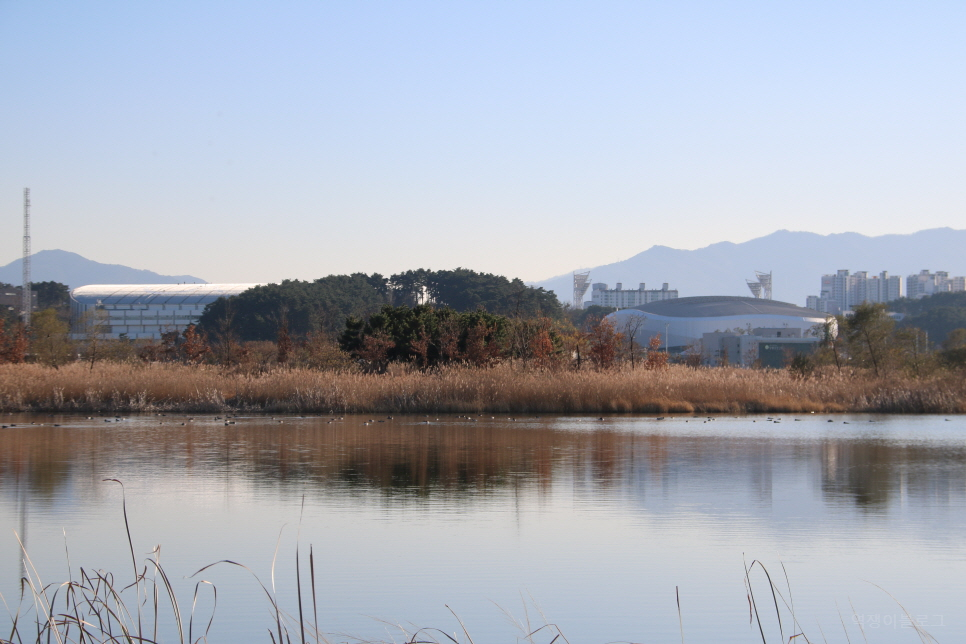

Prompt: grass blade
xmin=676 ymin=586 xmax=684 ymax=644
xmin=309 ymin=545 xmax=319 ymax=644
xmin=102 ymin=478 xmax=144 ymax=637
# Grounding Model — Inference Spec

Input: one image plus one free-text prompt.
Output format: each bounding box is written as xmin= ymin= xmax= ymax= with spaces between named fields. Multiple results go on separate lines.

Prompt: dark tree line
xmin=803 ymin=301 xmax=966 ymax=377
xmin=387 ymin=268 xmax=560 ymax=316
xmin=33 ymin=281 xmax=71 ymax=312
xmin=888 ymin=291 xmax=966 ymax=346
xmin=199 ymin=273 xmax=390 ymax=341
xmin=340 ymin=305 xmax=511 ymax=371
xmin=0 ymin=281 xmax=71 ymax=326
xmin=198 ymin=269 xmax=562 ymax=342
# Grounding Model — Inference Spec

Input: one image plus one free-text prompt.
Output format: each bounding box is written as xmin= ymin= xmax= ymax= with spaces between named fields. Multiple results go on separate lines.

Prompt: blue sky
xmin=1 ymin=2 xmax=964 ymax=283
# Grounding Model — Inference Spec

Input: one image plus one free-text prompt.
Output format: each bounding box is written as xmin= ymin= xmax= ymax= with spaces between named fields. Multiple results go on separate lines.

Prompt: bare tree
xmin=618 ymin=315 xmax=646 ymax=368
xmin=80 ymin=308 xmax=109 ymax=371
xmin=215 ymin=299 xmax=241 ymax=366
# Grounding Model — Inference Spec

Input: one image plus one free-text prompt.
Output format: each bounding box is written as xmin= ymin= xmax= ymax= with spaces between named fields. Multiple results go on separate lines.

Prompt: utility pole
xmin=22 ymin=188 xmax=31 ymax=327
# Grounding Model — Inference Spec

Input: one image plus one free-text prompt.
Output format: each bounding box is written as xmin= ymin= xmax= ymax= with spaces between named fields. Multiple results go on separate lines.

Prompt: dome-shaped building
xmin=606 ymin=296 xmax=831 ymax=365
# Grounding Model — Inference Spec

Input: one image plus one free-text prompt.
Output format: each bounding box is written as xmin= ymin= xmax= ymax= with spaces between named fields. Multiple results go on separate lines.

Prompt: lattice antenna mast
xmin=22 ymin=188 xmax=31 ymax=327
xmin=573 ymin=271 xmax=591 ymax=309
xmin=755 ymin=270 xmax=772 ymax=300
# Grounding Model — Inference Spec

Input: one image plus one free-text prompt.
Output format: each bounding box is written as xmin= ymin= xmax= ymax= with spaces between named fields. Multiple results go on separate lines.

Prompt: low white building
xmin=589 ymin=282 xmax=677 ymax=309
xmin=702 ymin=327 xmax=821 ymax=368
xmin=70 ymin=283 xmax=262 ymax=340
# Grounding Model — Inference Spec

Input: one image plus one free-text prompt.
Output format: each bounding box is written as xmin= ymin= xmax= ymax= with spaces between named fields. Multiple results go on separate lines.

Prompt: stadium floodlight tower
xmin=755 ymin=271 xmax=773 ymax=300
xmin=573 ymin=271 xmax=591 ymax=309
xmin=22 ymin=188 xmax=31 ymax=327
xmin=746 ymin=279 xmax=762 ymax=299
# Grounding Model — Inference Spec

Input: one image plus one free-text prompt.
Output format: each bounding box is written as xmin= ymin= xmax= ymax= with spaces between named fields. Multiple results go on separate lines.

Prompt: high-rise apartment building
xmin=906 ymin=270 xmax=966 ymax=299
xmin=588 ymin=282 xmax=678 ymax=308
xmin=806 ymin=270 xmax=903 ymax=314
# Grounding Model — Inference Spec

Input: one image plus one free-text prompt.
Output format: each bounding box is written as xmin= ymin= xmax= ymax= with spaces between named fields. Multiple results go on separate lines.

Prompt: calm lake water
xmin=2 ymin=413 xmax=965 ymax=643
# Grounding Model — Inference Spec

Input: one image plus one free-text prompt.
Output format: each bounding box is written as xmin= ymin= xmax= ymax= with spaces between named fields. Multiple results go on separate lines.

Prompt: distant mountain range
xmin=5 ymin=229 xmax=964 ymax=305
xmin=0 ymin=250 xmax=206 ymax=290
xmin=535 ymin=228 xmax=966 ymax=308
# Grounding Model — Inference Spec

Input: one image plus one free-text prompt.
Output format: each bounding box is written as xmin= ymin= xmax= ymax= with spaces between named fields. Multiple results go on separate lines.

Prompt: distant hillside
xmin=890 ymin=291 xmax=966 ymax=346
xmin=536 ymin=228 xmax=966 ymax=308
xmin=0 ymin=250 xmax=206 ymax=289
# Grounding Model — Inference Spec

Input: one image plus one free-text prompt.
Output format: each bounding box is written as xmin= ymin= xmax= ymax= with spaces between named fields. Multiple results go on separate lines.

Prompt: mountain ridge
xmin=0 ymin=250 xmax=207 ymax=289
xmin=536 ymin=227 xmax=966 ymax=307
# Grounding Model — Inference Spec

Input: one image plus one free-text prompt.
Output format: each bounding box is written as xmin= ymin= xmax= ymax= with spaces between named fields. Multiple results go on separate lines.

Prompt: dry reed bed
xmin=0 ymin=362 xmax=963 ymax=414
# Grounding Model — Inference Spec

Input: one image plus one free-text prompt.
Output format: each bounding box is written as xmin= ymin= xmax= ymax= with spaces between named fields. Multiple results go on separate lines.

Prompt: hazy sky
xmin=1 ymin=2 xmax=964 ymax=284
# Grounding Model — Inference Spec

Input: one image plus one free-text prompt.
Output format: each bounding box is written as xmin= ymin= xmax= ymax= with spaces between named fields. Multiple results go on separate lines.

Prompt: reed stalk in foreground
xmin=0 ymin=361 xmax=963 ymax=414
xmin=1 ymin=481 xmax=939 ymax=644
xmin=4 ymin=540 xmax=939 ymax=644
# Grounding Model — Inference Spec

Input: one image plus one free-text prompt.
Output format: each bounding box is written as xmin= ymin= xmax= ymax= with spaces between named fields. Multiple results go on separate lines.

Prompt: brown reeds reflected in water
xmin=1 ymin=415 xmax=965 ymax=513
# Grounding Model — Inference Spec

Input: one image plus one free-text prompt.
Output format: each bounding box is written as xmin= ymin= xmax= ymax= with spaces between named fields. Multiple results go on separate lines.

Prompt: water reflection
xmin=3 ymin=415 xmax=966 ymax=643
xmin=1 ymin=415 xmax=964 ymax=512
xmin=821 ymin=438 xmax=966 ymax=508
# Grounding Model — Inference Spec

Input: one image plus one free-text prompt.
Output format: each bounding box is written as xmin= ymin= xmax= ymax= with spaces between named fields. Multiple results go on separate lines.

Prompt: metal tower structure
xmin=573 ymin=271 xmax=591 ymax=309
xmin=22 ymin=188 xmax=31 ymax=327
xmin=745 ymin=279 xmax=762 ymax=299
xmin=755 ymin=271 xmax=772 ymax=300
xmin=746 ymin=271 xmax=773 ymax=300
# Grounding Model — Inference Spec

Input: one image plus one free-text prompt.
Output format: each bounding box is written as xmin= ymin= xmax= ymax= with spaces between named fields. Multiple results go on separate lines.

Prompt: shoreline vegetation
xmin=1 ymin=361 xmax=963 ymax=414
xmin=4 ymin=288 xmax=966 ymax=415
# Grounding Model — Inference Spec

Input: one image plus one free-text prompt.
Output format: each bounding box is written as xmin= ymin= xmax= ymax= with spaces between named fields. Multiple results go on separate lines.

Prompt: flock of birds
xmin=2 ymin=414 xmax=956 ymax=429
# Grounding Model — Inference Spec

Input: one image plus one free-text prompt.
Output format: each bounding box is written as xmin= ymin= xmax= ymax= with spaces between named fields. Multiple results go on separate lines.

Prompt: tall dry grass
xmin=0 ymin=362 xmax=963 ymax=414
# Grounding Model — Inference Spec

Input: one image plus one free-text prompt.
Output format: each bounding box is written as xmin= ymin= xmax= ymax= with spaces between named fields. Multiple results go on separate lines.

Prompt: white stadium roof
xmin=608 ymin=296 xmax=828 ymax=349
xmin=626 ymin=296 xmax=822 ymax=318
xmin=70 ymin=284 xmax=262 ymax=306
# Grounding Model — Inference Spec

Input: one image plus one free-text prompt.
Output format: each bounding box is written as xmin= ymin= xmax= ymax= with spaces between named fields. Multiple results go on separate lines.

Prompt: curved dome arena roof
xmin=71 ymin=284 xmax=262 ymax=306
xmin=627 ymin=296 xmax=822 ymax=318
xmin=608 ymin=296 xmax=828 ymax=349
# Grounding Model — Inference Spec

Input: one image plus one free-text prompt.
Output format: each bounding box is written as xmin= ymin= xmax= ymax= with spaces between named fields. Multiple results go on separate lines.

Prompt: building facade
xmin=588 ymin=282 xmax=677 ymax=309
xmin=0 ymin=287 xmax=38 ymax=318
xmin=702 ymin=327 xmax=820 ymax=368
xmin=808 ymin=269 xmax=966 ymax=312
xmin=906 ymin=270 xmax=966 ymax=299
xmin=70 ymin=284 xmax=262 ymax=340
xmin=806 ymin=270 xmax=903 ymax=314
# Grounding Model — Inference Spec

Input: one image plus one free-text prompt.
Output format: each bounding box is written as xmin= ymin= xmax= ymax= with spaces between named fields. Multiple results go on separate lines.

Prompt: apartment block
xmin=906 ymin=270 xmax=966 ymax=299
xmin=806 ymin=270 xmax=903 ymax=314
xmin=588 ymin=282 xmax=678 ymax=309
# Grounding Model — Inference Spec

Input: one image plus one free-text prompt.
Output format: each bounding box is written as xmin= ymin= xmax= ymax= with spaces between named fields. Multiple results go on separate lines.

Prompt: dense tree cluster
xmin=888 ymin=292 xmax=966 ymax=346
xmin=198 ymin=268 xmax=562 ymax=342
xmin=0 ymin=317 xmax=29 ymax=364
xmin=199 ymin=273 xmax=390 ymax=341
xmin=0 ymin=280 xmax=71 ymax=327
xmin=340 ymin=305 xmax=510 ymax=371
xmin=34 ymin=281 xmax=71 ymax=312
xmin=387 ymin=268 xmax=561 ymax=317
xmin=337 ymin=306 xmax=676 ymax=373
xmin=0 ymin=281 xmax=71 ymax=365
xmin=566 ymin=304 xmax=616 ymax=329
xmin=805 ymin=302 xmax=966 ymax=376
